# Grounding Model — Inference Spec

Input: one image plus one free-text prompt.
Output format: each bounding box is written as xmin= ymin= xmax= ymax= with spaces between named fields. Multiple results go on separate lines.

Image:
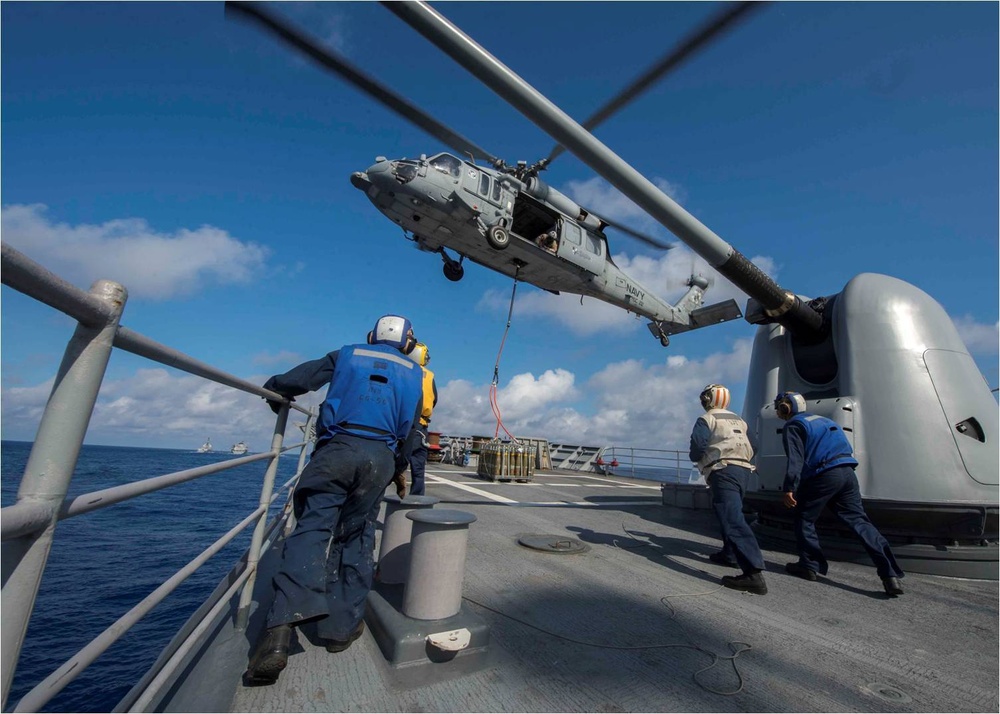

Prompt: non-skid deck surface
xmin=231 ymin=465 xmax=999 ymax=713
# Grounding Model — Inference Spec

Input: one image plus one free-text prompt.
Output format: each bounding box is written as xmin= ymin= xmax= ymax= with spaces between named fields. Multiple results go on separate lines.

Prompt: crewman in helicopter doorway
xmin=392 ymin=340 xmax=438 ymax=497
xmin=689 ymin=384 xmax=768 ymax=595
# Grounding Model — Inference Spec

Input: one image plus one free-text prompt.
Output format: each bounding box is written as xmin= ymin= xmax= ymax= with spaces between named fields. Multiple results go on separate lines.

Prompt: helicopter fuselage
xmin=351 ymin=152 xmax=703 ymax=328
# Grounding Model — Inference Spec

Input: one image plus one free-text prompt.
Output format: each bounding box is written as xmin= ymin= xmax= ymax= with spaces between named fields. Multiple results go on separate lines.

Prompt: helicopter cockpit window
xmin=479 ymin=173 xmax=491 ymax=196
xmin=394 ymin=160 xmax=419 ymax=184
xmin=492 ymin=180 xmax=502 ymax=202
xmin=585 ymin=232 xmax=603 ymax=256
xmin=429 ymin=153 xmax=462 ymax=178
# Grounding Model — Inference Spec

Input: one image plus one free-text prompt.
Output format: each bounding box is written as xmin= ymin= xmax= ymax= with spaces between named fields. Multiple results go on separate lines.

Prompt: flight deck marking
xmin=558 ymin=473 xmax=663 ymax=489
xmin=426 ymin=482 xmax=656 ymax=490
xmin=425 ymin=469 xmax=662 ymax=490
xmin=425 ymin=472 xmax=660 ymax=507
xmin=425 ymin=474 xmax=518 ymax=504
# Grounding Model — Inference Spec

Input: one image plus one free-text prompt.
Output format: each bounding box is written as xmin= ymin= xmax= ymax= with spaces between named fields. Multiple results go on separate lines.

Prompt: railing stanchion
xmin=236 ymin=403 xmax=290 ymax=630
xmin=0 ymin=279 xmax=127 ymax=709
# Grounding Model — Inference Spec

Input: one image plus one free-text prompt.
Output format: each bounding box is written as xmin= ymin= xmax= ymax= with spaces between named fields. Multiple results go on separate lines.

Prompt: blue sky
xmin=2 ymin=1 xmax=997 ymax=451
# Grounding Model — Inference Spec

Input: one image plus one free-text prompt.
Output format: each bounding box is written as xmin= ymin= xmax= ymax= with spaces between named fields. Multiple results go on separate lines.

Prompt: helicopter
xmin=226 ymin=1 xmax=760 ymax=347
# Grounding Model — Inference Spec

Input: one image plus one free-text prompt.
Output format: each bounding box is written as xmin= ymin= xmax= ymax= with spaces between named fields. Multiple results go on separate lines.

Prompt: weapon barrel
xmin=384 ymin=1 xmax=823 ymax=339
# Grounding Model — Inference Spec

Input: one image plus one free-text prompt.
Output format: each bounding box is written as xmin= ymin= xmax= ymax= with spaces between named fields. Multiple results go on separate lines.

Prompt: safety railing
xmin=595 ymin=446 xmax=695 ymax=483
xmin=0 ymin=243 xmax=314 ymax=712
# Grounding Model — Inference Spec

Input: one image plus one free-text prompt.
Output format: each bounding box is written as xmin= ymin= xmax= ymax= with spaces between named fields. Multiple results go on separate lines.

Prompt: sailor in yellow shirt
xmin=394 ymin=341 xmax=438 ymax=496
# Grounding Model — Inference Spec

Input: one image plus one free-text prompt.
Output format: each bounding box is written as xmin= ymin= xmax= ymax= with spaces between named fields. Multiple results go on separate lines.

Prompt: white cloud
xmin=1 ymin=204 xmax=269 ymax=300
xmin=4 ymin=339 xmax=755 ymax=452
xmin=563 ymin=176 xmax=688 ymax=228
xmin=0 ymin=378 xmax=55 ymax=430
xmin=952 ymin=315 xmax=999 ymax=355
xmin=479 ymin=247 xmax=777 ymax=336
xmin=432 ymin=340 xmax=754 ymax=448
xmin=0 ymin=367 xmax=323 ymax=450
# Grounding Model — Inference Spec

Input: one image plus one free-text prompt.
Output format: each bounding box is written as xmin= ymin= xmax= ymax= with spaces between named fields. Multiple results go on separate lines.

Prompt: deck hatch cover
xmin=517 ymin=534 xmax=590 ymax=554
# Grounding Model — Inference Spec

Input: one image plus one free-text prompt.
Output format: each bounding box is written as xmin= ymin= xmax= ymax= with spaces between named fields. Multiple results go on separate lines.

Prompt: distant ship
xmin=196 ymin=438 xmax=212 ymax=453
xmin=230 ymin=441 xmax=248 ymax=455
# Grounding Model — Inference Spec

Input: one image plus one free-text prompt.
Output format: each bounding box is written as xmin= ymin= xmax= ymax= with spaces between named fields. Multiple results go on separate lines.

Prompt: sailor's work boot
xmin=245 ymin=624 xmax=292 ymax=685
xmin=708 ymin=551 xmax=739 ymax=568
xmin=325 ymin=621 xmax=366 ymax=653
xmin=785 ymin=561 xmax=818 ymax=581
xmin=882 ymin=576 xmax=904 ymax=596
xmin=721 ymin=571 xmax=768 ymax=595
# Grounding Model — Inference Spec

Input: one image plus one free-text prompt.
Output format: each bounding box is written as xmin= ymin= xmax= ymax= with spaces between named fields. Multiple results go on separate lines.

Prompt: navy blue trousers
xmin=709 ymin=465 xmax=765 ymax=573
xmin=267 ymin=434 xmax=394 ymax=639
xmin=793 ymin=465 xmax=903 ymax=579
xmin=407 ymin=426 xmax=429 ymax=496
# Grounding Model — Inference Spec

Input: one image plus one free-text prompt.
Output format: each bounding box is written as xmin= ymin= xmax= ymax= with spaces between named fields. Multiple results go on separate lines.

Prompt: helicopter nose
xmin=350 ymin=171 xmax=370 ymax=191
xmin=364 ymin=161 xmax=396 ymax=190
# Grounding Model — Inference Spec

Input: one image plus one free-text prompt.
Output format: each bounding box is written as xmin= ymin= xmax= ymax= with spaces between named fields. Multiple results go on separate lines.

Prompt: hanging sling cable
xmin=479 ymin=265 xmax=536 ymax=483
xmin=490 ymin=266 xmax=520 ymax=442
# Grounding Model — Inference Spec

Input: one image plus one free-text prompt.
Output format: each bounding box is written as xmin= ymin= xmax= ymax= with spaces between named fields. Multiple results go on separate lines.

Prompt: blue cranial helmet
xmin=367 ymin=315 xmax=416 ymax=354
xmin=774 ymin=391 xmax=807 ymax=418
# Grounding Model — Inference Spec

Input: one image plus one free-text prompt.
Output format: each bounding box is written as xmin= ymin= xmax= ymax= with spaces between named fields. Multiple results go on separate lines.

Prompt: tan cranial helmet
xmin=699 ymin=384 xmax=731 ymax=411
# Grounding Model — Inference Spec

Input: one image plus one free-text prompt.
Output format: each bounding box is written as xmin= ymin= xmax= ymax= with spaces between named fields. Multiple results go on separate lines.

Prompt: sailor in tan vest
xmin=689 ymin=384 xmax=767 ymax=595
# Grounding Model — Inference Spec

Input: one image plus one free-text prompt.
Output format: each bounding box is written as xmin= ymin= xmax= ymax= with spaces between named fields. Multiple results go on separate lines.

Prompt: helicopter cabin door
xmin=558 ymin=222 xmax=604 ymax=276
xmin=461 ymin=163 xmax=511 ymax=230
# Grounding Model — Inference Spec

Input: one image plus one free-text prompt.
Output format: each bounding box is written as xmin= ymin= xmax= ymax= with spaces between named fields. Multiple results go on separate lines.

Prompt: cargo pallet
xmin=477 ymin=440 xmax=535 ymax=483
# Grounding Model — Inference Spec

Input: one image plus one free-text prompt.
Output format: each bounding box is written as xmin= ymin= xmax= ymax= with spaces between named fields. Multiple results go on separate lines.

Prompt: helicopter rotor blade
xmin=225 ymin=1 xmax=501 ymax=166
xmin=544 ymin=2 xmax=764 ymax=167
xmin=593 ymin=213 xmax=675 ymax=251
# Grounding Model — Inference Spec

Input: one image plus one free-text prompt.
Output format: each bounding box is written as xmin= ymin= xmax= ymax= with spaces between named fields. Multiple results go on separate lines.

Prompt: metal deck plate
xmin=517 ymin=534 xmax=591 ymax=554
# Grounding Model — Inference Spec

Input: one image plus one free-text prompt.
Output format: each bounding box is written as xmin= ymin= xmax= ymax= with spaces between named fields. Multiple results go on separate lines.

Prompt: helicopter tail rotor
xmin=647 ymin=265 xmax=740 ymax=347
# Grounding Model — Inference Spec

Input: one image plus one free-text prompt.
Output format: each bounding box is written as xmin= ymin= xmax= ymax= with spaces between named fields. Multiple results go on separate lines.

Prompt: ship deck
xmin=208 ymin=464 xmax=997 ymax=713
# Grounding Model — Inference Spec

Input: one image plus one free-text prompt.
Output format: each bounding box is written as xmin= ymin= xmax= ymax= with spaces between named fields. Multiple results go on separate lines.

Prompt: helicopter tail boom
xmin=648 ymin=299 xmax=743 ymax=340
xmin=644 ymin=275 xmax=742 ymax=346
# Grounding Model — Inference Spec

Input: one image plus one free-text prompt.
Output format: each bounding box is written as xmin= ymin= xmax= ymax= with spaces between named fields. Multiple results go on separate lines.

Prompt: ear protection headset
xmin=699 ymin=384 xmax=731 ymax=411
xmin=408 ymin=342 xmax=430 ymax=367
xmin=367 ymin=315 xmax=417 ymax=354
xmin=774 ymin=391 xmax=807 ymax=418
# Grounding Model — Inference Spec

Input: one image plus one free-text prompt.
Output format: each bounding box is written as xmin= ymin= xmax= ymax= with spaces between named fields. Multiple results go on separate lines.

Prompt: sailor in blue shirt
xmin=775 ymin=392 xmax=904 ymax=596
xmin=246 ymin=315 xmax=424 ymax=685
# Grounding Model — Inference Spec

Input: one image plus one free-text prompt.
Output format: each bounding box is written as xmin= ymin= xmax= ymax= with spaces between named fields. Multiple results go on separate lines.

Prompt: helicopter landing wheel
xmin=486 ymin=225 xmax=510 ymax=250
xmin=659 ymin=334 xmax=670 ymax=347
xmin=443 ymin=261 xmax=465 ymax=282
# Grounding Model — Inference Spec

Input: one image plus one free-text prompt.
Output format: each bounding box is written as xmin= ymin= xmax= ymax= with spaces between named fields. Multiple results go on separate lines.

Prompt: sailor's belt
xmin=339 ymin=422 xmax=393 ymax=437
xmin=706 ymin=459 xmax=755 ymax=470
xmin=816 ymin=455 xmax=854 ymax=473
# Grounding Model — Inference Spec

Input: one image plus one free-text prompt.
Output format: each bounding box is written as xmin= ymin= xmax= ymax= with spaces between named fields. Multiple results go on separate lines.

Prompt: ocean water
xmin=1 ymin=441 xmax=300 ymax=713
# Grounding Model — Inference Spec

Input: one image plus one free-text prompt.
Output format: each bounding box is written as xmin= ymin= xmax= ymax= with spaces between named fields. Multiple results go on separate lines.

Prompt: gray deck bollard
xmin=377 ymin=494 xmax=439 ymax=584
xmin=402 ymin=509 xmax=477 ymax=620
